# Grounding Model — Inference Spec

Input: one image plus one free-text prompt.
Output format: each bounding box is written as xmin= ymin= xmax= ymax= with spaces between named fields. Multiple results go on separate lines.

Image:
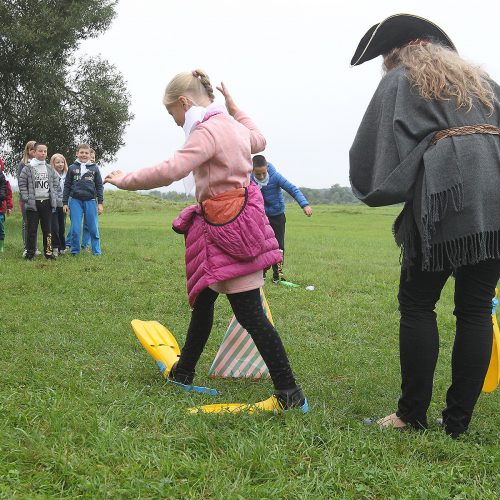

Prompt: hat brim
xmin=350 ymin=13 xmax=456 ymax=66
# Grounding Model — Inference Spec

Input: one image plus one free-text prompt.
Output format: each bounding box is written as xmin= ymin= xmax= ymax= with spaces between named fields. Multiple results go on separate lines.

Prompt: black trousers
xmin=20 ymin=199 xmax=28 ymax=249
xmin=268 ymin=213 xmax=286 ymax=278
xmin=26 ymin=200 xmax=53 ymax=258
xmin=176 ymin=287 xmax=298 ymax=390
xmin=396 ymin=256 xmax=500 ymax=435
xmin=51 ymin=206 xmax=66 ymax=251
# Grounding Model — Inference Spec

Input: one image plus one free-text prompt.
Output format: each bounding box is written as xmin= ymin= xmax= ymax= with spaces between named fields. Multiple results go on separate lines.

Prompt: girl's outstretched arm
xmin=216 ymin=82 xmax=239 ymax=116
xmin=217 ymin=81 xmax=266 ymax=153
xmin=104 ymin=128 xmax=216 ymax=191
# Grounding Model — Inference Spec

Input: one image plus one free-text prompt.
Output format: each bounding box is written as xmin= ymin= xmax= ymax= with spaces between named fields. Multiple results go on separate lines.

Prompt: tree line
xmin=147 ymin=183 xmax=359 ymax=205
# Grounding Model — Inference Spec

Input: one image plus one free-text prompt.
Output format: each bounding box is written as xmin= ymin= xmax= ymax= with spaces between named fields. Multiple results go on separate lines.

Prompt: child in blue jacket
xmin=63 ymin=144 xmax=104 ymax=256
xmin=251 ymin=155 xmax=312 ymax=282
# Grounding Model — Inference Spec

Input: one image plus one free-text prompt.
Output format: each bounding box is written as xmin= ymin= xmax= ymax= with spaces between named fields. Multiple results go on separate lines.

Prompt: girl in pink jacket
xmin=105 ymin=70 xmax=307 ymax=412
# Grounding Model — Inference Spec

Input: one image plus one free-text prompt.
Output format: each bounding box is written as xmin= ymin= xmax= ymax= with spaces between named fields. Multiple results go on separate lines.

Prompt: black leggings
xmin=176 ymin=287 xmax=297 ymax=390
xmin=51 ymin=206 xmax=66 ymax=251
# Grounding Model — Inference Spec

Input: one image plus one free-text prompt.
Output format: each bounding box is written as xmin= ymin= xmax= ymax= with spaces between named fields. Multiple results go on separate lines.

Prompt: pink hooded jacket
xmin=113 ymin=109 xmax=265 ymax=202
xmin=173 ymin=183 xmax=282 ymax=305
xmin=112 ymin=108 xmax=281 ymax=304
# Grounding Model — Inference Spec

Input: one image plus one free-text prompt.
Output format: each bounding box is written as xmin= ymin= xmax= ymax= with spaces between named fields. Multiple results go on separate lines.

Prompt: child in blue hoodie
xmin=251 ymin=155 xmax=312 ymax=282
xmin=63 ymin=144 xmax=104 ymax=256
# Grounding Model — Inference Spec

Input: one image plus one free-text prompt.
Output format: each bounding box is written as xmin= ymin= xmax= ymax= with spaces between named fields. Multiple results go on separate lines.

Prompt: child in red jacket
xmin=0 ymin=158 xmax=14 ymax=253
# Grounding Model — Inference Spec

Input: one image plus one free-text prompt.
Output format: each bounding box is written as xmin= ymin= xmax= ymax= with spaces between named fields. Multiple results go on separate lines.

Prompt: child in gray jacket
xmin=18 ymin=142 xmax=60 ymax=260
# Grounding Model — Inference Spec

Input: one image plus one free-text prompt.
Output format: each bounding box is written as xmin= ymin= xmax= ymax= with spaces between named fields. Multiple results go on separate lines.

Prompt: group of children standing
xmin=6 ymin=141 xmax=104 ymax=259
xmin=6 ymin=139 xmax=309 ymax=275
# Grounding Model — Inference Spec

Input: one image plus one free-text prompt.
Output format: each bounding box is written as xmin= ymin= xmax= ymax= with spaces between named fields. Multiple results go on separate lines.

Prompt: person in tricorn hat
xmin=349 ymin=14 xmax=500 ymax=438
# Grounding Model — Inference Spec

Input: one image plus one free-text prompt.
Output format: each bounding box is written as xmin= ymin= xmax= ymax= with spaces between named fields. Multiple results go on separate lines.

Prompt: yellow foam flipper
xmin=187 ymin=395 xmax=283 ymax=415
xmin=131 ymin=320 xmax=180 ymax=379
xmin=261 ymin=288 xmax=274 ymax=325
xmin=483 ymin=313 xmax=500 ymax=393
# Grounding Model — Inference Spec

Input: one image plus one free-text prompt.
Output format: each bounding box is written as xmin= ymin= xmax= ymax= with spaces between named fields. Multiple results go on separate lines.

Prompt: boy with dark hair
xmin=18 ymin=143 xmax=60 ymax=260
xmin=251 ymin=155 xmax=312 ymax=283
xmin=63 ymin=143 xmax=104 ymax=256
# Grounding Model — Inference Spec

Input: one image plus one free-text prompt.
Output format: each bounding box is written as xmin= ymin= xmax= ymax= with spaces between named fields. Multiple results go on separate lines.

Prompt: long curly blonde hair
xmin=383 ymin=42 xmax=494 ymax=113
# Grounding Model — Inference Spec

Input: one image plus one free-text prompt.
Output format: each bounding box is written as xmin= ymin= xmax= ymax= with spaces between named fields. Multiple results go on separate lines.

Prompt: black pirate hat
xmin=350 ymin=13 xmax=456 ymax=66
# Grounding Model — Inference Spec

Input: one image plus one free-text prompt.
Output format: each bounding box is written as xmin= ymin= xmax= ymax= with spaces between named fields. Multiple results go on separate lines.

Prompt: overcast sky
xmin=74 ymin=0 xmax=500 ymax=192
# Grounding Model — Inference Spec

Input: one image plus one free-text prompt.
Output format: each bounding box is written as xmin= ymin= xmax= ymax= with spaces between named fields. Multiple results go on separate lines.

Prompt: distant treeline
xmin=284 ymin=184 xmax=359 ymax=205
xmin=148 ymin=191 xmax=196 ymax=202
xmin=147 ymin=184 xmax=359 ymax=205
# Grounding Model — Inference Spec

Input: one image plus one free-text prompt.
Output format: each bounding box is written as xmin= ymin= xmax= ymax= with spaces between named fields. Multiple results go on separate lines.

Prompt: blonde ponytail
xmin=192 ymin=69 xmax=215 ymax=102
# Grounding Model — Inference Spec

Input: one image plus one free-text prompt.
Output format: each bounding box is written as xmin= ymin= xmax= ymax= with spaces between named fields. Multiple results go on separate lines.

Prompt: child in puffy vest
xmin=0 ymin=158 xmax=13 ymax=253
xmin=105 ymin=69 xmax=307 ymax=412
xmin=251 ymin=155 xmax=312 ymax=282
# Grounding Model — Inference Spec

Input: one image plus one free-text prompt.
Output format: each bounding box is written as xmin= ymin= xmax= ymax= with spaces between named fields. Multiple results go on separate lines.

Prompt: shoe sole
xmin=155 ymin=361 xmax=218 ymax=396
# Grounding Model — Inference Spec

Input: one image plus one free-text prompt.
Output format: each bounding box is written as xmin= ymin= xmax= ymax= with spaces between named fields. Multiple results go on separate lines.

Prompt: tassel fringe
xmin=424 ymin=230 xmax=500 ymax=272
xmin=394 ymin=184 xmax=499 ymax=272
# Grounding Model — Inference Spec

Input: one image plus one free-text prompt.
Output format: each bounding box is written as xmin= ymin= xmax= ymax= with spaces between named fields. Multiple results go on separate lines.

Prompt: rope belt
xmin=431 ymin=124 xmax=500 ymax=145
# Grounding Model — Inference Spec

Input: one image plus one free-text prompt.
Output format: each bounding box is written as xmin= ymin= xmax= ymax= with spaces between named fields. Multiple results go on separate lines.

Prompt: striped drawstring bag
xmin=208 ymin=288 xmax=272 ymax=379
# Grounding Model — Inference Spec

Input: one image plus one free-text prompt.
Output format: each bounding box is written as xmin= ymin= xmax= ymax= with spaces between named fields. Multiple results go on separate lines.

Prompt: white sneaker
xmin=22 ymin=249 xmax=27 ymax=257
xmin=53 ymin=248 xmax=59 ymax=257
xmin=35 ymin=249 xmax=42 ymax=256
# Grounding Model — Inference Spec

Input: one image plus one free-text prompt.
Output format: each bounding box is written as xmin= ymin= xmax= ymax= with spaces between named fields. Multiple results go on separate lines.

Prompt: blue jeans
xmin=81 ymin=224 xmax=91 ymax=249
xmin=68 ymin=198 xmax=101 ymax=255
xmin=66 ymin=197 xmax=90 ymax=248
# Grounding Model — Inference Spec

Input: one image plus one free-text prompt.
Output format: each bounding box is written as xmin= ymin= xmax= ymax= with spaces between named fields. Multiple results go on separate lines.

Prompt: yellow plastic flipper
xmin=131 ymin=319 xmax=180 ymax=379
xmin=483 ymin=298 xmax=499 ymax=392
xmin=188 ymin=395 xmax=284 ymax=414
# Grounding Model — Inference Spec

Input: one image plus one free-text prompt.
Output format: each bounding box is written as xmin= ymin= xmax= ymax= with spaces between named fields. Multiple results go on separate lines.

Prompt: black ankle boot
xmin=274 ymin=386 xmax=307 ymax=410
xmin=168 ymin=362 xmax=195 ymax=385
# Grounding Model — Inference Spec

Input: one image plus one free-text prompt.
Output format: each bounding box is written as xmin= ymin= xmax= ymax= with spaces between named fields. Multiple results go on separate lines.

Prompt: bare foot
xmin=377 ymin=413 xmax=407 ymax=429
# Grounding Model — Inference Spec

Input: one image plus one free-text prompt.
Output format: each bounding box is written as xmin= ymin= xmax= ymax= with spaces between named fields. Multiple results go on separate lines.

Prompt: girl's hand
xmin=97 ymin=203 xmax=104 ymax=215
xmin=63 ymin=204 xmax=69 ymax=214
xmin=216 ymin=82 xmax=240 ymax=117
xmin=104 ymin=170 xmax=124 ymax=186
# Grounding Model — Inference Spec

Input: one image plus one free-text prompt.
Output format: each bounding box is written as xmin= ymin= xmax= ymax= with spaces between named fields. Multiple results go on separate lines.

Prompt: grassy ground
xmin=1 ymin=192 xmax=498 ymax=498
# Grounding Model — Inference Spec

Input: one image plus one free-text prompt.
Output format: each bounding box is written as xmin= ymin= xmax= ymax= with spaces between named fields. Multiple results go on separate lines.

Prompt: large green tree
xmin=0 ymin=0 xmax=133 ymax=175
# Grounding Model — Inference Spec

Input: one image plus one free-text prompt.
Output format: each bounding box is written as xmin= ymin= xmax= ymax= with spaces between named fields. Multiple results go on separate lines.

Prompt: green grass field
xmin=1 ymin=192 xmax=498 ymax=499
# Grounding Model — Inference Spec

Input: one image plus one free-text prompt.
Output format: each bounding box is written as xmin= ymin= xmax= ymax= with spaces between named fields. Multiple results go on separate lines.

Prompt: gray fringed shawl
xmin=350 ymin=65 xmax=500 ymax=271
